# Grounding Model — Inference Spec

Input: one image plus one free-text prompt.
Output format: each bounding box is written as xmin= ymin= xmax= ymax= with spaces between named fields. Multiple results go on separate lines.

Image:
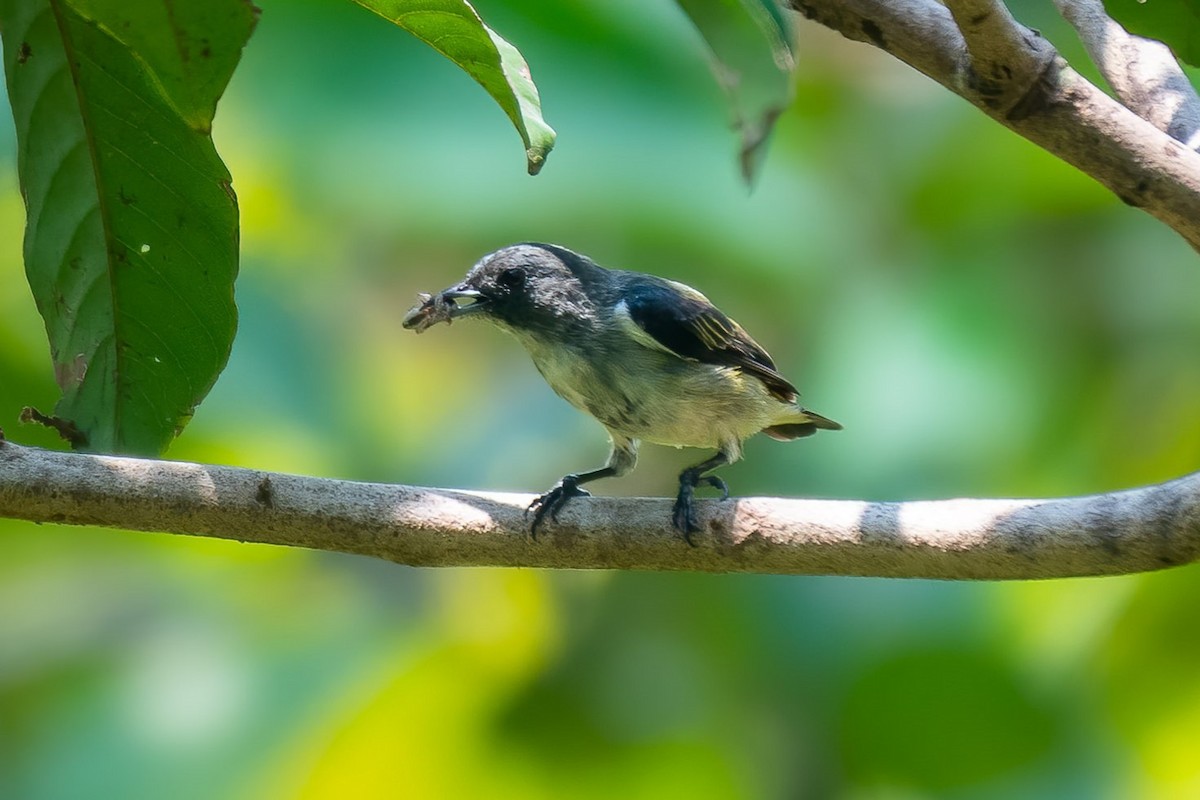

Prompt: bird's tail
xmin=762 ymin=408 xmax=842 ymax=441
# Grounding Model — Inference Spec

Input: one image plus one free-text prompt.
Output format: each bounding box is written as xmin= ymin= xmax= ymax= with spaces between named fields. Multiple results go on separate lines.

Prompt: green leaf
xmin=675 ymin=0 xmax=796 ymax=184
xmin=350 ymin=0 xmax=555 ymax=175
xmin=1103 ymin=0 xmax=1200 ymax=68
xmin=64 ymin=0 xmax=258 ymax=132
xmin=0 ymin=0 xmax=255 ymax=454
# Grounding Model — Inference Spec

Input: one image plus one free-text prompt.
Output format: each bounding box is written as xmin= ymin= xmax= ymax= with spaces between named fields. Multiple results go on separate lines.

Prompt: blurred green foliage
xmin=2 ymin=0 xmax=1200 ymax=797
xmin=674 ymin=0 xmax=794 ymax=182
xmin=1102 ymin=0 xmax=1200 ymax=68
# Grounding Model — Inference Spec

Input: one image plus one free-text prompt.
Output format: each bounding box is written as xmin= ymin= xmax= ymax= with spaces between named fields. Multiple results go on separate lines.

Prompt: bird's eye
xmin=498 ymin=267 xmax=526 ymax=290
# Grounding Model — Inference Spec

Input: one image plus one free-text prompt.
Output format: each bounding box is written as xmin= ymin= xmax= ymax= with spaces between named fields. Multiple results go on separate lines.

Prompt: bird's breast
xmin=519 ymin=337 xmax=642 ymax=428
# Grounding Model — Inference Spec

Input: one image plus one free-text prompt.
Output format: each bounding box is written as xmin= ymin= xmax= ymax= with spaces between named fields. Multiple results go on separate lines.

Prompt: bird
xmin=403 ymin=243 xmax=841 ymax=543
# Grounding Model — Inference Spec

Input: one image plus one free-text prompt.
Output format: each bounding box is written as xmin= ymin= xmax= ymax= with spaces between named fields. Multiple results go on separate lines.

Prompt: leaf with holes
xmin=350 ymin=0 xmax=555 ymax=175
xmin=0 ymin=0 xmax=256 ymax=454
xmin=675 ymin=0 xmax=795 ymax=184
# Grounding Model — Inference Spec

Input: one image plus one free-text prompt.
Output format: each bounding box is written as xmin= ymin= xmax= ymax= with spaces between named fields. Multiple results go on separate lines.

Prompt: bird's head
xmin=403 ymin=243 xmax=606 ymax=334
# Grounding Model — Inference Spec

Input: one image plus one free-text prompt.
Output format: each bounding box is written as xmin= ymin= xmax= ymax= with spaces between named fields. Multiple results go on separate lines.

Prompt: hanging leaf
xmin=0 ymin=0 xmax=256 ymax=454
xmin=351 ymin=0 xmax=556 ymax=175
xmin=676 ymin=0 xmax=796 ymax=184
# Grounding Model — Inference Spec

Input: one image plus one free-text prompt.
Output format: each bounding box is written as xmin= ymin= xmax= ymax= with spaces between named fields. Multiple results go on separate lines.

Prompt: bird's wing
xmin=620 ymin=280 xmax=798 ymax=402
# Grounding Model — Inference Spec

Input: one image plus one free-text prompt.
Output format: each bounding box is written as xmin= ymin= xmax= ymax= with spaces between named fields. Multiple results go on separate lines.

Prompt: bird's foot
xmin=672 ymin=474 xmax=730 ymax=546
xmin=702 ymin=475 xmax=729 ymax=501
xmin=527 ymin=475 xmax=591 ymax=539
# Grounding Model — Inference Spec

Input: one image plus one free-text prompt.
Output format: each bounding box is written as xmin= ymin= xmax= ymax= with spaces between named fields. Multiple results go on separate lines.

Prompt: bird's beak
xmin=440 ymin=286 xmax=488 ymax=319
xmin=402 ymin=283 xmax=489 ymax=333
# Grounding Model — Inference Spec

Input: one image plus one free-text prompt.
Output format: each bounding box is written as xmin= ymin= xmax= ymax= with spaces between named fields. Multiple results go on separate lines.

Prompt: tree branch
xmin=788 ymin=0 xmax=1200 ymax=253
xmin=1 ymin=440 xmax=1198 ymax=579
xmin=944 ymin=0 xmax=1057 ymax=115
xmin=1053 ymin=0 xmax=1200 ymax=147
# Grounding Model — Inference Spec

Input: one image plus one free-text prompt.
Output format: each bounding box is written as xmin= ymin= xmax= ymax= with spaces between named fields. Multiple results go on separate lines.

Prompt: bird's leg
xmin=527 ymin=434 xmax=638 ymax=538
xmin=672 ymin=451 xmax=731 ymax=545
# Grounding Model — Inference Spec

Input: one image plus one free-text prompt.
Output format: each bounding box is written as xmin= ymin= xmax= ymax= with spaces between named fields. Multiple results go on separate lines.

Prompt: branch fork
xmin=788 ymin=0 xmax=1200 ymax=251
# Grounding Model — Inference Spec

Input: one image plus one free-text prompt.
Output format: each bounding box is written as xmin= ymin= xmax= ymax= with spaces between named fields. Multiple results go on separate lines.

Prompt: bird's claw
xmin=700 ymin=475 xmax=729 ymax=501
xmin=671 ymin=486 xmax=700 ymax=545
xmin=672 ymin=473 xmax=730 ymax=546
xmin=526 ymin=476 xmax=590 ymax=538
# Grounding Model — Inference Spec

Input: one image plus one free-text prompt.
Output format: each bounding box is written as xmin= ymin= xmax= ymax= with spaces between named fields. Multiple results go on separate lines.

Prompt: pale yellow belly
xmin=521 ymin=334 xmax=795 ymax=454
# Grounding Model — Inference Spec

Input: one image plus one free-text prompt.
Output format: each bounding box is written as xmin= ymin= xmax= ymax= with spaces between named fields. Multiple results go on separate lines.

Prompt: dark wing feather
xmin=624 ymin=281 xmax=798 ymax=402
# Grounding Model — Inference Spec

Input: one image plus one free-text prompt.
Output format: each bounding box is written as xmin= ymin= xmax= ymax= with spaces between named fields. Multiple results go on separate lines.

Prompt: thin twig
xmin=1054 ymin=0 xmax=1200 ymax=148
xmin=1 ymin=442 xmax=1198 ymax=578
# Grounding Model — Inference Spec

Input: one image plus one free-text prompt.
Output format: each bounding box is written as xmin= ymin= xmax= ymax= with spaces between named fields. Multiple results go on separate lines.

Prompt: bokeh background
xmin=3 ymin=1 xmax=1200 ymax=797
